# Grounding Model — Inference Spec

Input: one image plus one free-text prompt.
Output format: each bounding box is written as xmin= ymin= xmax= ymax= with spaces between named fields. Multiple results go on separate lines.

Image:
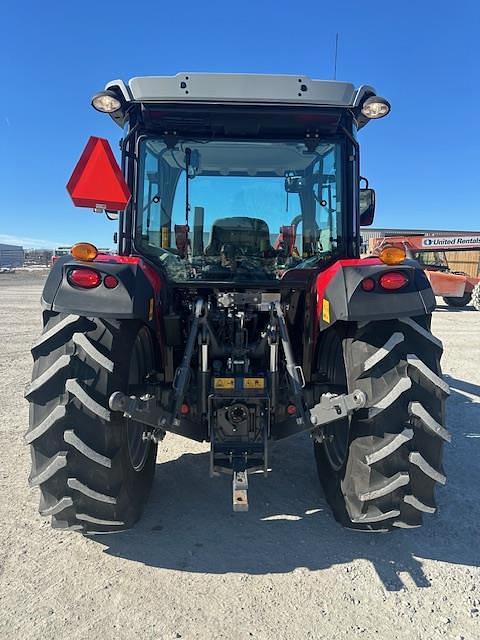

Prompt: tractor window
xmin=138 ymin=145 xmax=161 ymax=248
xmin=414 ymin=251 xmax=449 ymax=268
xmin=136 ymin=137 xmax=345 ymax=282
xmin=172 ymin=173 xmax=302 ymax=235
xmin=311 ymin=145 xmax=342 ymax=255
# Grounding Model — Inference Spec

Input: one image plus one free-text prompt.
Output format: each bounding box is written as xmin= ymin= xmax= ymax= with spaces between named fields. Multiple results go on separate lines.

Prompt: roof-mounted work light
xmin=361 ymin=96 xmax=391 ymax=119
xmin=91 ymin=90 xmax=122 ymax=113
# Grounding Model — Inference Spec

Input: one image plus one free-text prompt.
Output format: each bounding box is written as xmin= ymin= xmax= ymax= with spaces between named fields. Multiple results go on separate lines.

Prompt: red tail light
xmin=379 ymin=271 xmax=409 ymax=291
xmin=103 ymin=274 xmax=119 ymax=289
xmin=68 ymin=268 xmax=101 ymax=289
xmin=361 ymin=277 xmax=376 ymax=291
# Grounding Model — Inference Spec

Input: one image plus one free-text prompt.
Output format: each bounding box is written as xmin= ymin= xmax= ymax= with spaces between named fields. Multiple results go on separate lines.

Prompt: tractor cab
xmin=82 ymin=74 xmax=389 ymax=284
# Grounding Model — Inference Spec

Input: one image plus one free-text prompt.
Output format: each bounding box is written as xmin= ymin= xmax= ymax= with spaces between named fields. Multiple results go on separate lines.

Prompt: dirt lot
xmin=0 ymin=271 xmax=479 ymax=640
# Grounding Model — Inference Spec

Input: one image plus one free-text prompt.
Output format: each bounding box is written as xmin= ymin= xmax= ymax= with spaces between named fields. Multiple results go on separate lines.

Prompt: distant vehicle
xmin=50 ymin=247 xmax=71 ymax=266
xmin=370 ymin=234 xmax=480 ymax=308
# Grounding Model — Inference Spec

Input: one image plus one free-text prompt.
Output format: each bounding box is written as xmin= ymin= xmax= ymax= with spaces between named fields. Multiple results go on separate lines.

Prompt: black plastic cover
xmin=42 ymin=258 xmax=156 ymax=320
xmin=319 ymin=261 xmax=435 ymax=331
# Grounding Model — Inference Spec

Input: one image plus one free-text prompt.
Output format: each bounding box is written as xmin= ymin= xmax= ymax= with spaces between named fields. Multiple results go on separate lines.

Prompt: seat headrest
xmin=205 ymin=217 xmax=272 ymax=256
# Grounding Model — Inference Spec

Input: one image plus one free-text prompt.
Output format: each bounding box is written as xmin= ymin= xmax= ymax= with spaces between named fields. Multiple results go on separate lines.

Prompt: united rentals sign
xmin=421 ymin=235 xmax=480 ymax=248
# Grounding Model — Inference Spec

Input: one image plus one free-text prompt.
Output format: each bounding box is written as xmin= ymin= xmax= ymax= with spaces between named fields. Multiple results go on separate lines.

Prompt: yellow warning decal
xmin=243 ymin=378 xmax=265 ymax=390
xmin=214 ymin=378 xmax=235 ymax=390
xmin=322 ymin=299 xmax=331 ymax=323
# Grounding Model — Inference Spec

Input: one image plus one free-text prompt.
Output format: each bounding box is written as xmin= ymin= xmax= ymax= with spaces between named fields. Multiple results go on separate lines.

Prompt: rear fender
xmin=316 ymin=258 xmax=435 ymax=331
xmin=42 ymin=255 xmax=163 ymax=323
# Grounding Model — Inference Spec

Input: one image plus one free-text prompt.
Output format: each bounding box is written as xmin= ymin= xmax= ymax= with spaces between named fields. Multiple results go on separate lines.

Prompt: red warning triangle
xmin=67 ymin=136 xmax=131 ymax=210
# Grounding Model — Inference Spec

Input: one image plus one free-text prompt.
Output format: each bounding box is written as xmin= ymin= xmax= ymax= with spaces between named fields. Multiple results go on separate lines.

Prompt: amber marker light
xmin=71 ymin=242 xmax=98 ymax=262
xmin=379 ymin=246 xmax=406 ymax=266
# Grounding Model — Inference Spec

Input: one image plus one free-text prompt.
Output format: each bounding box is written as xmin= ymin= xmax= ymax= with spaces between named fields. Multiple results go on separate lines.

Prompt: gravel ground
xmin=0 ymin=272 xmax=479 ymax=640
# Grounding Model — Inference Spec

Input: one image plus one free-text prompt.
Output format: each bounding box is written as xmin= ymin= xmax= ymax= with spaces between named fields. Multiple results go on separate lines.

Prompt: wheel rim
xmin=321 ymin=334 xmax=350 ymax=471
xmin=127 ymin=332 xmax=151 ymax=472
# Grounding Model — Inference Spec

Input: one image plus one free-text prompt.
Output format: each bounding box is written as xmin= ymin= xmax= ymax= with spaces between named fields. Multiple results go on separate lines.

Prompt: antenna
xmin=333 ymin=32 xmax=339 ymax=80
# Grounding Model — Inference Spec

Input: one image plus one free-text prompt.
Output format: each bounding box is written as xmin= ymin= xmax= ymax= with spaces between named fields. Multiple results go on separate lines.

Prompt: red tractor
xmin=25 ymin=73 xmax=449 ymax=534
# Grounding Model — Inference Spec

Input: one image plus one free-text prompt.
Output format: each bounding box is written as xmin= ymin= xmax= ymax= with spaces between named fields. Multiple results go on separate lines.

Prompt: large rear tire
xmin=25 ymin=313 xmax=158 ymax=533
xmin=314 ymin=316 xmax=450 ymax=531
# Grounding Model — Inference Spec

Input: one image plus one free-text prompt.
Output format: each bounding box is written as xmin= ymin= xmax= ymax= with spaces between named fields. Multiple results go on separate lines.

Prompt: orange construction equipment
xmin=369 ymin=233 xmax=480 ymax=307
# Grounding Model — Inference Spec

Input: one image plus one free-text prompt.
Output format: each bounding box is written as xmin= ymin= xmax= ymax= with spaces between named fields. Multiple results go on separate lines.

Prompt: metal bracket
xmin=108 ymin=389 xmax=206 ymax=441
xmin=142 ymin=430 xmax=165 ymax=444
xmin=233 ymin=471 xmax=249 ymax=512
xmin=109 ymin=391 xmax=169 ymax=426
xmin=109 ymin=389 xmax=171 ymax=440
xmin=171 ymin=298 xmax=205 ymax=423
xmin=274 ymin=301 xmax=308 ymax=425
xmin=309 ymin=389 xmax=366 ymax=428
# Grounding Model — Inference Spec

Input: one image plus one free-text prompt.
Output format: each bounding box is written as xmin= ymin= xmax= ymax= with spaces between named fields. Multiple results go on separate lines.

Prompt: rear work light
xmin=379 ymin=271 xmax=409 ymax=291
xmin=68 ymin=268 xmax=101 ymax=289
xmin=91 ymin=90 xmax=122 ymax=113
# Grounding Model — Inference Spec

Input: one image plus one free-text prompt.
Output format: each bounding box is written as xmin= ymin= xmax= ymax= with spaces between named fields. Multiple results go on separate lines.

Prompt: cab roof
xmin=107 ymin=73 xmax=374 ymax=107
xmin=103 ymin=73 xmax=379 ymax=131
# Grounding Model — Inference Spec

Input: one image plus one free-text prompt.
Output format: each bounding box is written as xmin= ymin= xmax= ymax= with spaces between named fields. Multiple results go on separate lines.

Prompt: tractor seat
xmin=204 ymin=217 xmax=274 ymax=257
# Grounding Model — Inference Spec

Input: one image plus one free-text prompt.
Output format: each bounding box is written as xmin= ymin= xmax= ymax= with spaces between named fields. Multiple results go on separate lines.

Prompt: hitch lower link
xmin=309 ymin=389 xmax=366 ymax=430
xmin=109 ymin=391 xmax=169 ymax=443
xmin=109 ymin=298 xmax=207 ymax=443
xmin=273 ymin=300 xmax=366 ymax=433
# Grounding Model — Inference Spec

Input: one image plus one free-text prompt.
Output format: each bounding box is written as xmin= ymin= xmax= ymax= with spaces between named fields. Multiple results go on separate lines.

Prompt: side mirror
xmin=359 ymin=188 xmax=375 ymax=226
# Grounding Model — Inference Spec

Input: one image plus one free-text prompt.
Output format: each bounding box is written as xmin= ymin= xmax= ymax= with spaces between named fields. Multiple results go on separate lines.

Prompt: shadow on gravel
xmin=434 ymin=304 xmax=477 ymax=312
xmin=96 ymin=375 xmax=480 ymax=592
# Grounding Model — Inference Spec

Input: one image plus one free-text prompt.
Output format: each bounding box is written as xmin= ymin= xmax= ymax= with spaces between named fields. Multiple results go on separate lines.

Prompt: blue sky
xmin=0 ymin=0 xmax=478 ymax=249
